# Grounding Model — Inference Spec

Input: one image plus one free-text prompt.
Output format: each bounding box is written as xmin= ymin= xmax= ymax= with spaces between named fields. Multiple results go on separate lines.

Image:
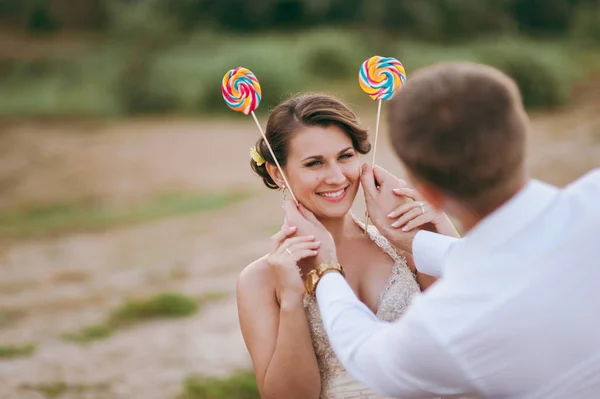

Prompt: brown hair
xmin=388 ymin=62 xmax=528 ymax=214
xmin=251 ymin=93 xmax=371 ymax=189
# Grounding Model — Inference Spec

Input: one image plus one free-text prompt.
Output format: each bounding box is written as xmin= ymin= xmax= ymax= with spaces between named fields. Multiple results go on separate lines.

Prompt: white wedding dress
xmin=303 ymin=216 xmax=422 ymax=398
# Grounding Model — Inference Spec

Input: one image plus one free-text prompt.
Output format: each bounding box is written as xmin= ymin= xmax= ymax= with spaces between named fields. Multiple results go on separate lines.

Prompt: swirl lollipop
xmin=359 ymin=56 xmax=406 ymax=102
xmin=222 ymin=67 xmax=297 ymax=204
xmin=359 ymin=56 xmax=406 ymax=228
xmin=222 ymin=67 xmax=262 ymax=115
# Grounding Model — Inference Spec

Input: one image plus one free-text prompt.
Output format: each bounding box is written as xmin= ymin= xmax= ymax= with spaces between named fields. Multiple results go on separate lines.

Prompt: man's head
xmin=388 ymin=62 xmax=529 ymax=219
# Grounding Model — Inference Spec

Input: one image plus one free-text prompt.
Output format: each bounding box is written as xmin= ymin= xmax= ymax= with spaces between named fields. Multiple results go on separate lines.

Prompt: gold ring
xmin=420 ymin=203 xmax=425 ymax=215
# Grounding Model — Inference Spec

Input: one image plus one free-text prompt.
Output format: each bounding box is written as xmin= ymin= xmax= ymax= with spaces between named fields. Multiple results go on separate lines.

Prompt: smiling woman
xmin=250 ymin=94 xmax=370 ymax=219
xmin=236 ymin=93 xmax=446 ymax=399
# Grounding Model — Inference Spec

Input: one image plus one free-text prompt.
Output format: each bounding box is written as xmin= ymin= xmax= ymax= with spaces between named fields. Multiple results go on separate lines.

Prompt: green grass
xmin=61 ymin=324 xmax=113 ymax=343
xmin=19 ymin=381 xmax=110 ymax=398
xmin=0 ymin=344 xmax=36 ymax=359
xmin=0 ymin=190 xmax=251 ymax=236
xmin=178 ymin=371 xmax=259 ymax=399
xmin=62 ymin=291 xmax=226 ymax=343
xmin=109 ymin=292 xmax=199 ymax=325
xmin=0 ymin=309 xmax=26 ymax=327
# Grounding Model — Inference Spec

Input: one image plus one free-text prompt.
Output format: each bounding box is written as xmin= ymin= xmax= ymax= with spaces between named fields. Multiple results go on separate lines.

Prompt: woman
xmin=236 ymin=93 xmax=460 ymax=399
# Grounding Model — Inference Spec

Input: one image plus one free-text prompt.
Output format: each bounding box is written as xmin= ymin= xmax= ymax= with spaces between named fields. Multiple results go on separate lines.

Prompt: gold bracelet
xmin=305 ymin=262 xmax=345 ymax=297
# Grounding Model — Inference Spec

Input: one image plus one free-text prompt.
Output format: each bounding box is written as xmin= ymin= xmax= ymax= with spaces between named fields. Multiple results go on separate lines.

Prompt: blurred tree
xmin=27 ymin=0 xmax=61 ymax=33
xmin=2 ymin=0 xmax=600 ymax=42
xmin=509 ymin=0 xmax=574 ymax=35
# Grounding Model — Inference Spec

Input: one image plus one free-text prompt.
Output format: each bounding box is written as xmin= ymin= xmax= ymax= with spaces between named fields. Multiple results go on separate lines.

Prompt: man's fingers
xmin=282 ymin=198 xmax=303 ymax=223
xmin=298 ymin=204 xmax=320 ymax=226
xmin=360 ymin=163 xmax=378 ymax=200
xmin=374 ymin=165 xmax=407 ymax=190
xmin=372 ymin=165 xmax=389 ymax=187
xmin=392 ymin=187 xmax=421 ymax=201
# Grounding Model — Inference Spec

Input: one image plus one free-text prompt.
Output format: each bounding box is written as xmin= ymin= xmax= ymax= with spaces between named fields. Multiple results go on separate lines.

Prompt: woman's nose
xmin=324 ymin=164 xmax=346 ymax=185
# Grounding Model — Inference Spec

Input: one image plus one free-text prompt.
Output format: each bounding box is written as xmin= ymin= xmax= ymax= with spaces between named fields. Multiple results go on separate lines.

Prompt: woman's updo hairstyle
xmin=250 ymin=93 xmax=371 ymax=189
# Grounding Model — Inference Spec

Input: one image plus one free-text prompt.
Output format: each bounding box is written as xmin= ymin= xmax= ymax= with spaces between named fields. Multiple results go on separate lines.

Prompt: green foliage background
xmin=1 ymin=0 xmax=600 ymax=117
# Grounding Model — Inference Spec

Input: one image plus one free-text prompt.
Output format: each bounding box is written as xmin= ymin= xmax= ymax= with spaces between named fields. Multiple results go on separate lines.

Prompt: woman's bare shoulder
xmin=237 ymin=255 xmax=273 ymax=293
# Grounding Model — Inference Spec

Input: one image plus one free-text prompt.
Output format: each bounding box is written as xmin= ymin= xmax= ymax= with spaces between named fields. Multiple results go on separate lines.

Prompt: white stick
xmin=371 ymin=99 xmax=382 ymax=168
xmin=251 ymin=111 xmax=299 ymax=205
xmin=365 ymin=99 xmax=383 ymax=231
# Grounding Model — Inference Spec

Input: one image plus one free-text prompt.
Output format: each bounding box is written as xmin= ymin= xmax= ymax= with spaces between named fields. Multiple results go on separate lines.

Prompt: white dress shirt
xmin=316 ymin=169 xmax=600 ymax=398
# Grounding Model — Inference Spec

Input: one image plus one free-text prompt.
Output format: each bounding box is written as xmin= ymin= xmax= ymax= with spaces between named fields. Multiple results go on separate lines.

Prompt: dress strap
xmin=350 ymin=213 xmax=405 ymax=265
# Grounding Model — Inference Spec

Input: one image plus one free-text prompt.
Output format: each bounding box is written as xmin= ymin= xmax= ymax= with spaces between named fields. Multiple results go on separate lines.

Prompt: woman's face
xmin=283 ymin=125 xmax=361 ymax=219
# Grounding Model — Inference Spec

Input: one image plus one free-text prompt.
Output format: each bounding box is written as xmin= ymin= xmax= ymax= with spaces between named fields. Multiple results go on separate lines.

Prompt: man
xmin=285 ymin=62 xmax=600 ymax=398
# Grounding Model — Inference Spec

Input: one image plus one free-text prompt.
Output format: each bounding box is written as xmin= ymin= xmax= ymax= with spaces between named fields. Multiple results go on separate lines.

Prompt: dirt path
xmin=0 ymin=84 xmax=598 ymax=398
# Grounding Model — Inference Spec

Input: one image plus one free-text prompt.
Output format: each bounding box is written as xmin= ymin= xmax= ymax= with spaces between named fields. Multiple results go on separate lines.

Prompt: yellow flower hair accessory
xmin=250 ymin=146 xmax=265 ymax=166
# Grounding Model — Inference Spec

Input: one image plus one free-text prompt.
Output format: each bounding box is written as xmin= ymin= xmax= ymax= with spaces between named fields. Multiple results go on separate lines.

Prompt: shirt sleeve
xmin=316 ymin=272 xmax=474 ymax=398
xmin=412 ymin=230 xmax=460 ymax=278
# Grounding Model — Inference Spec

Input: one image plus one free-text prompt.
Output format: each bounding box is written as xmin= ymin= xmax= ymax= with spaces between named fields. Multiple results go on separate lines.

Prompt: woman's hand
xmin=386 ymin=187 xmax=441 ymax=232
xmin=388 ymin=187 xmax=461 ymax=238
xmin=268 ymin=223 xmax=321 ymax=305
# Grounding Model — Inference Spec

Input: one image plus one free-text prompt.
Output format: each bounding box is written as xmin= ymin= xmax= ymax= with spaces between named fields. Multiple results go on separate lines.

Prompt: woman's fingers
xmin=278 ymin=238 xmax=320 ymax=257
xmin=401 ymin=214 xmax=433 ymax=232
xmin=290 ymin=248 xmax=319 ymax=262
xmin=391 ymin=206 xmax=427 ymax=228
xmin=278 ymin=235 xmax=316 ymax=251
xmin=387 ymin=202 xmax=420 ymax=219
xmin=270 ymin=225 xmax=297 ymax=253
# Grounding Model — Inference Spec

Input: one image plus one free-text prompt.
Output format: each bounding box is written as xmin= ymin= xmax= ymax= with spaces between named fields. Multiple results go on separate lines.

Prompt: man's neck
xmin=456 ymin=176 xmax=530 ymax=234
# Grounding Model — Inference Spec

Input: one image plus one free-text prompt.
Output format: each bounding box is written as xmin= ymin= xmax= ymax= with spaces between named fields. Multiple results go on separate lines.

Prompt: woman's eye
xmin=340 ymin=153 xmax=355 ymax=160
xmin=305 ymin=160 xmax=322 ymax=167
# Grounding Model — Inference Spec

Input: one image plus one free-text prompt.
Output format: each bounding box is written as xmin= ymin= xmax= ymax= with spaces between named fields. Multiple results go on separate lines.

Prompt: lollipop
xmin=359 ymin=56 xmax=406 ymax=102
xmin=222 ymin=67 xmax=262 ymax=115
xmin=222 ymin=67 xmax=298 ymax=204
xmin=359 ymin=56 xmax=406 ymax=228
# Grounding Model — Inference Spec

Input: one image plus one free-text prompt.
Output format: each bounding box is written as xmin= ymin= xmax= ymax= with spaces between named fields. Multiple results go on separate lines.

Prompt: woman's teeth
xmin=319 ymin=188 xmax=345 ymax=198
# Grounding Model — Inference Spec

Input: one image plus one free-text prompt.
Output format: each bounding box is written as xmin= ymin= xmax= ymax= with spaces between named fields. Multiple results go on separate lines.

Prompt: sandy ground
xmin=0 ymin=82 xmax=598 ymax=398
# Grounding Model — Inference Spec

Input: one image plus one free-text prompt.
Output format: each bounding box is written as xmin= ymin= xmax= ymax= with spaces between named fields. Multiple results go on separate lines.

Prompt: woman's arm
xmin=430 ymin=214 xmax=461 ymax=238
xmin=237 ymin=258 xmax=321 ymax=399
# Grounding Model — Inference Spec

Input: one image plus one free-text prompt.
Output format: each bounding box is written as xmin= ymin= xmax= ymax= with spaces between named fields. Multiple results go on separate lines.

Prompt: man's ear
xmin=266 ymin=163 xmax=286 ymax=188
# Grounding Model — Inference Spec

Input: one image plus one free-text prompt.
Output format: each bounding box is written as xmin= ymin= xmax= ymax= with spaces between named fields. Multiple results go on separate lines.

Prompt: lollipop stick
xmin=251 ymin=111 xmax=299 ymax=205
xmin=365 ymin=99 xmax=383 ymax=231
xmin=371 ymin=99 xmax=382 ymax=168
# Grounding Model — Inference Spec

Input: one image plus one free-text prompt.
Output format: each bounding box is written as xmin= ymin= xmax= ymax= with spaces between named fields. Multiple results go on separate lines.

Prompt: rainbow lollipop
xmin=359 ymin=56 xmax=406 ymax=102
xmin=222 ymin=67 xmax=298 ymax=204
xmin=222 ymin=67 xmax=262 ymax=115
xmin=359 ymin=56 xmax=406 ymax=228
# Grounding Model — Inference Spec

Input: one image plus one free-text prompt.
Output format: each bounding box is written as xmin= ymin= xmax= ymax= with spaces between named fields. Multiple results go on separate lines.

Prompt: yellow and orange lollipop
xmin=222 ymin=67 xmax=298 ymax=204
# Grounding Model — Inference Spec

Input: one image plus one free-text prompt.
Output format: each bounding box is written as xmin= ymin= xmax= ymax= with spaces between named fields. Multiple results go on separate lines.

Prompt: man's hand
xmin=282 ymin=199 xmax=338 ymax=268
xmin=360 ymin=163 xmax=418 ymax=253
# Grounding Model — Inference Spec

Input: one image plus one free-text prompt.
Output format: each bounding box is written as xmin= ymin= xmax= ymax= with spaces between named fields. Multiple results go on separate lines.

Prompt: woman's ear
xmin=265 ymin=163 xmax=286 ymax=188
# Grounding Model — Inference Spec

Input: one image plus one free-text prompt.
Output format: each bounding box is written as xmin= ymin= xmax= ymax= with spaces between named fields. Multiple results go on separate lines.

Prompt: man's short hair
xmin=388 ymin=62 xmax=529 ymax=214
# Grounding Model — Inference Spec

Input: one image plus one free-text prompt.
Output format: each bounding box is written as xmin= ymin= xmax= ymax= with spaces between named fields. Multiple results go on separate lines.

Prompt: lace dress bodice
xmin=303 ymin=216 xmax=422 ymax=398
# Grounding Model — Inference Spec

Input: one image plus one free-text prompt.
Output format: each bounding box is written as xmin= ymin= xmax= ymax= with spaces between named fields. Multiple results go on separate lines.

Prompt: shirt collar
xmin=461 ymin=179 xmax=560 ymax=254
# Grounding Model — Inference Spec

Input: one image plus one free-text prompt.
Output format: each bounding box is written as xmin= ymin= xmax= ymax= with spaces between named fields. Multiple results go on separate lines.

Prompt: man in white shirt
xmin=285 ymin=62 xmax=600 ymax=398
